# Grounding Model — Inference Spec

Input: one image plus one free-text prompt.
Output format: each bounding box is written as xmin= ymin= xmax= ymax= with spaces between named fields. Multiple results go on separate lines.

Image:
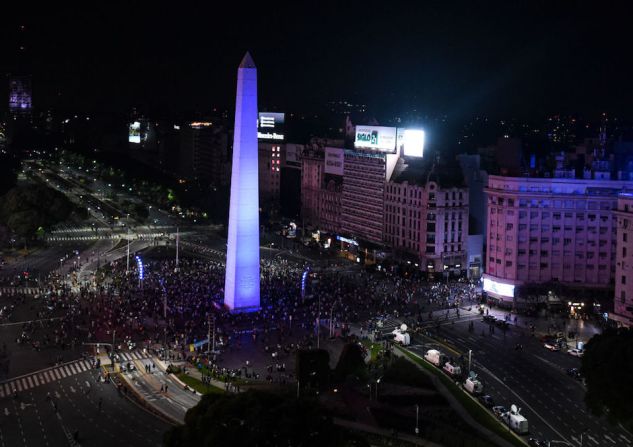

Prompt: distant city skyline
xmin=2 ymin=2 xmax=633 ymax=120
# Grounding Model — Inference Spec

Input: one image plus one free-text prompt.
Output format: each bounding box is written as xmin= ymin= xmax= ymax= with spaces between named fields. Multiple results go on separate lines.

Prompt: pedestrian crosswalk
xmin=116 ymin=350 xmax=147 ymax=363
xmin=0 ymin=287 xmax=43 ymax=296
xmin=0 ymin=350 xmax=148 ymax=398
xmin=0 ymin=359 xmax=93 ymax=398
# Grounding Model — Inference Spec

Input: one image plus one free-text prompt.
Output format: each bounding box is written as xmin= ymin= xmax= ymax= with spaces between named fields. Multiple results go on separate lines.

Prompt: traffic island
xmin=394 ymin=345 xmax=527 ymax=447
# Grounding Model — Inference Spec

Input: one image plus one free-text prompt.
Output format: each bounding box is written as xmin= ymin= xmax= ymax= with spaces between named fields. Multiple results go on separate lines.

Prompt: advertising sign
xmin=258 ymin=112 xmax=285 ymax=141
xmin=354 ymin=125 xmax=397 ymax=152
xmin=129 ymin=121 xmax=141 ymax=144
xmin=396 ymin=128 xmax=425 ymax=157
xmin=483 ymin=278 xmax=515 ymax=298
xmin=324 ymin=147 xmax=345 ymax=175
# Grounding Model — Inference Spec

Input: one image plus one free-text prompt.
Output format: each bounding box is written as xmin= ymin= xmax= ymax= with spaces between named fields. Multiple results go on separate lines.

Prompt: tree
xmin=582 ymin=328 xmax=633 ymax=428
xmin=296 ymin=349 xmax=330 ymax=391
xmin=334 ymin=343 xmax=367 ymax=383
xmin=163 ymin=390 xmax=367 ymax=447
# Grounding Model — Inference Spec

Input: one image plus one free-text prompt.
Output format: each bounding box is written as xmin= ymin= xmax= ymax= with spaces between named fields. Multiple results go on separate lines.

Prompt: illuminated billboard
xmin=396 ymin=128 xmax=425 ymax=158
xmin=354 ymin=125 xmax=396 ymax=152
xmin=324 ymin=147 xmax=344 ymax=175
xmin=257 ymin=112 xmax=285 ymax=141
xmin=483 ymin=278 xmax=515 ymax=298
xmin=129 ymin=121 xmax=141 ymax=144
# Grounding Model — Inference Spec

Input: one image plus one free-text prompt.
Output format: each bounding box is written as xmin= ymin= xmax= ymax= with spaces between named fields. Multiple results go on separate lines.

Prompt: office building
xmin=613 ymin=194 xmax=633 ymax=327
xmin=384 ymin=164 xmax=468 ymax=275
xmin=484 ymin=175 xmax=633 ymax=306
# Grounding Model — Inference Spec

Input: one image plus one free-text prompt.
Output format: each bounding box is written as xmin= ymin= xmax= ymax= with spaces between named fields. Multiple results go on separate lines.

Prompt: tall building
xmin=614 ymin=194 xmax=633 ymax=327
xmin=384 ymin=164 xmax=468 ymax=276
xmin=179 ymin=121 xmax=230 ymax=186
xmin=484 ymin=175 xmax=633 ymax=307
xmin=8 ymin=75 xmax=32 ymax=118
xmin=224 ymin=52 xmax=260 ymax=313
xmin=301 ymin=144 xmax=343 ymax=234
xmin=258 ymin=142 xmax=283 ymax=204
xmin=341 ymin=149 xmax=398 ymax=246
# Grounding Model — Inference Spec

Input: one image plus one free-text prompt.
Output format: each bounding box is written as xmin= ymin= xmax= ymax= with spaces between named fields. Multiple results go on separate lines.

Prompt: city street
xmin=399 ymin=312 xmax=632 ymax=447
xmin=0 ymin=365 xmax=166 ymax=447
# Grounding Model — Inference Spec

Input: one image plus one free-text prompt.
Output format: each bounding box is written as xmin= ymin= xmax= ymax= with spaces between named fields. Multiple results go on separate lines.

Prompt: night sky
xmin=2 ymin=2 xmax=632 ymax=120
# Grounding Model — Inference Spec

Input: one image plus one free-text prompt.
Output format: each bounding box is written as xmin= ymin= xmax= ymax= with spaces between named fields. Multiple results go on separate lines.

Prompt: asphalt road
xmin=406 ymin=316 xmax=633 ymax=447
xmin=0 ymin=366 xmax=167 ymax=447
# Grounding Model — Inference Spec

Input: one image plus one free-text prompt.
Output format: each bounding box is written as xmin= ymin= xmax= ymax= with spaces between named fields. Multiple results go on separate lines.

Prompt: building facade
xmin=341 ymin=150 xmax=388 ymax=244
xmin=384 ymin=180 xmax=468 ymax=275
xmin=258 ymin=142 xmax=284 ymax=204
xmin=179 ymin=121 xmax=230 ymax=186
xmin=614 ymin=194 xmax=633 ymax=327
xmin=484 ymin=175 xmax=633 ymax=304
xmin=300 ymin=146 xmax=342 ymax=235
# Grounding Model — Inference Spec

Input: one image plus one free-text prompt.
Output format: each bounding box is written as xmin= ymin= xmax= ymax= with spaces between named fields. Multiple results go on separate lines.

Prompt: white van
xmin=502 ymin=406 xmax=529 ymax=434
xmin=463 ymin=377 xmax=483 ymax=395
xmin=443 ymin=362 xmax=462 ymax=377
xmin=424 ymin=349 xmax=446 ymax=367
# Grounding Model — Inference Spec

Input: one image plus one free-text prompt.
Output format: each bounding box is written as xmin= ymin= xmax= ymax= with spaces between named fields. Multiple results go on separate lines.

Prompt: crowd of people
xmin=6 ymin=249 xmax=482 ymax=382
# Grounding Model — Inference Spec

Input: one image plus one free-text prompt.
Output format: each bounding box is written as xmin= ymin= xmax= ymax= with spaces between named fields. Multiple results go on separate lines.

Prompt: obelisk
xmin=224 ymin=52 xmax=260 ymax=312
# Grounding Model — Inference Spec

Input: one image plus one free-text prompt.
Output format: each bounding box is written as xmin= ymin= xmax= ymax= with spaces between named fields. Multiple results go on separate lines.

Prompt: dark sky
xmin=2 ymin=2 xmax=632 ymax=120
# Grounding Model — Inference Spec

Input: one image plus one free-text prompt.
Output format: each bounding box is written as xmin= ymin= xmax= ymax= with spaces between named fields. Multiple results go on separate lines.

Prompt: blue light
xmin=135 ymin=255 xmax=144 ymax=281
xmin=301 ymin=267 xmax=310 ymax=299
xmin=224 ymin=52 xmax=260 ymax=313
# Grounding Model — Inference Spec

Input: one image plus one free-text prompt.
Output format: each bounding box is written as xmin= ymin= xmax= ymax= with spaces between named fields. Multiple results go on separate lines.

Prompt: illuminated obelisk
xmin=224 ymin=52 xmax=260 ymax=312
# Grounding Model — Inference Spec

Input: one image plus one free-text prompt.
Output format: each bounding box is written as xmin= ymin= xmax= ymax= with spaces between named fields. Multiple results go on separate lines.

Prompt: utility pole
xmin=212 ymin=315 xmax=216 ymax=354
xmin=207 ymin=315 xmax=211 ymax=355
xmin=126 ymin=227 xmax=130 ymax=274
xmin=175 ymin=227 xmax=179 ymax=271
xmin=415 ymin=404 xmax=419 ymax=435
xmin=468 ymin=349 xmax=472 ymax=373
xmin=317 ymin=294 xmax=321 ymax=349
xmin=160 ymin=279 xmax=168 ymax=360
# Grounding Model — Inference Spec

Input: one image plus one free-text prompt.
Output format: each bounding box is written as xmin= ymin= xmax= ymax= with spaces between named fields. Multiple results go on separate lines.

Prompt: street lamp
xmin=415 ymin=404 xmax=419 ymax=435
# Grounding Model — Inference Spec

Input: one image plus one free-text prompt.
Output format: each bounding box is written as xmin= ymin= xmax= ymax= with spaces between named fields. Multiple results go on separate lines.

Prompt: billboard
xmin=396 ymin=128 xmax=425 ymax=158
xmin=354 ymin=125 xmax=396 ymax=152
xmin=483 ymin=278 xmax=515 ymax=298
xmin=129 ymin=121 xmax=141 ymax=144
xmin=258 ymin=112 xmax=285 ymax=141
xmin=324 ymin=147 xmax=344 ymax=175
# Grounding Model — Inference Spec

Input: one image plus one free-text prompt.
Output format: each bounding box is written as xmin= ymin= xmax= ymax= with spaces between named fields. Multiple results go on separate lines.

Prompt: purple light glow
xmin=224 ymin=52 xmax=260 ymax=313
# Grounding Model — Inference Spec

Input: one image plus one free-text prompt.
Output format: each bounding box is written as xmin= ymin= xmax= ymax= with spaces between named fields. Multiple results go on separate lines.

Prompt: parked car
xmin=482 ymin=315 xmax=496 ymax=323
xmin=478 ymin=394 xmax=495 ymax=408
xmin=568 ymin=348 xmax=584 ymax=357
xmin=492 ymin=406 xmax=508 ymax=419
xmin=544 ymin=342 xmax=560 ymax=351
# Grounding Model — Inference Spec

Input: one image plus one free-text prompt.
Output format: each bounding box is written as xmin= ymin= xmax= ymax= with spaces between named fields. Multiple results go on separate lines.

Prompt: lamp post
xmin=126 ymin=226 xmax=130 ymax=274
xmin=175 ymin=227 xmax=179 ymax=271
xmin=159 ymin=279 xmax=168 ymax=360
xmin=415 ymin=404 xmax=419 ymax=435
xmin=468 ymin=349 xmax=472 ymax=373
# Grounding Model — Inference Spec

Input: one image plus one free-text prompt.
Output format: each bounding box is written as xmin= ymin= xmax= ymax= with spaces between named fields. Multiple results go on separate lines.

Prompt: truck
xmin=463 ymin=377 xmax=483 ymax=395
xmin=443 ymin=362 xmax=462 ymax=377
xmin=424 ymin=349 xmax=446 ymax=367
xmin=502 ymin=405 xmax=529 ymax=435
xmin=392 ymin=324 xmax=411 ymax=346
xmin=392 ymin=329 xmax=411 ymax=346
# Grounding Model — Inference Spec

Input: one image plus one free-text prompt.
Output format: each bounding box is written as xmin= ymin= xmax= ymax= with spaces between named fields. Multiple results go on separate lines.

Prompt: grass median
xmin=396 ymin=346 xmax=527 ymax=447
xmin=177 ymin=373 xmax=225 ymax=395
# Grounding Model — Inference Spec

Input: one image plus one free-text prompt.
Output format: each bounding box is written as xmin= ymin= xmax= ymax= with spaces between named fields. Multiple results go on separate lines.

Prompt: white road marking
xmin=604 ymin=434 xmax=617 ymax=444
